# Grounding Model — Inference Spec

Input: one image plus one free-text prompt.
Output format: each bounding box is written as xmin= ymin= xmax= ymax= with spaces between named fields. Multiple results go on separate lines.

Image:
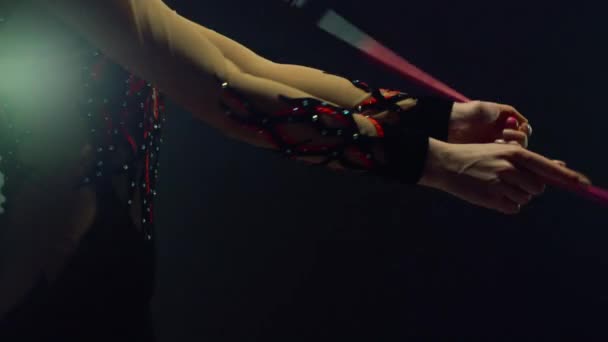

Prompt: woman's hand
xmin=419 ymin=139 xmax=590 ymax=214
xmin=448 ymin=101 xmax=532 ymax=147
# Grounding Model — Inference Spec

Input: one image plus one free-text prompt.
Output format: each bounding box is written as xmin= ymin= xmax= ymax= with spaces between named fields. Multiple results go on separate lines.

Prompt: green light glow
xmin=0 ymin=5 xmax=87 ymax=114
xmin=0 ymin=4 xmax=91 ymax=170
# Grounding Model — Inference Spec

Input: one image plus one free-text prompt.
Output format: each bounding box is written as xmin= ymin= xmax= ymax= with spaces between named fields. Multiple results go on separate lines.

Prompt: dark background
xmin=152 ymin=1 xmax=607 ymax=340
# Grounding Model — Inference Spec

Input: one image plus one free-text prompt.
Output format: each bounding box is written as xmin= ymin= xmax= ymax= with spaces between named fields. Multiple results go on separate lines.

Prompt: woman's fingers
xmin=497 ymin=105 xmax=528 ymax=133
xmin=499 ymin=167 xmax=546 ymax=195
xmin=506 ymin=115 xmax=533 ymax=137
xmin=498 ymin=104 xmax=528 ymax=123
xmin=502 ymin=109 xmax=531 ymax=140
xmin=491 ymin=145 xmax=580 ymax=194
xmin=493 ymin=197 xmax=521 ymax=215
xmin=496 ymin=182 xmax=534 ymax=205
xmin=520 ymin=123 xmax=533 ymax=137
xmin=508 ymin=148 xmax=591 ymax=187
xmin=502 ymin=129 xmax=528 ymax=148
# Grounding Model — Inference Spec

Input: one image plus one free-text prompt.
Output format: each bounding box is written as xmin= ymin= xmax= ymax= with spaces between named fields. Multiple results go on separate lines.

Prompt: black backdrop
xmin=152 ymin=1 xmax=608 ymax=340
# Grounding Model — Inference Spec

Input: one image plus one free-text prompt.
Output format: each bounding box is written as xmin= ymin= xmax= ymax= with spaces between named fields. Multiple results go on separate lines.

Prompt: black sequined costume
xmin=0 ymin=49 xmax=164 ymax=341
xmin=76 ymin=49 xmax=166 ymax=240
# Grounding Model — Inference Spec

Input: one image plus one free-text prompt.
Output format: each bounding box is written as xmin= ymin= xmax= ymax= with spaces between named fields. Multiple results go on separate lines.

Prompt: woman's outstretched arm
xmin=42 ymin=0 xmax=384 ymax=133
xmin=187 ymin=20 xmax=375 ymax=109
xmin=37 ymin=0 xmax=588 ymax=213
xmin=38 ymin=0 xmax=439 ymax=178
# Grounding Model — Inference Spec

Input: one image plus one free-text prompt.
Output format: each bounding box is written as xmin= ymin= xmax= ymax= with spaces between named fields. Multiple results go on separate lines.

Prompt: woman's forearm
xmin=38 ymin=0 xmax=447 ymax=183
xmin=191 ymin=24 xmax=434 ymax=133
xmin=185 ymin=21 xmax=372 ymax=109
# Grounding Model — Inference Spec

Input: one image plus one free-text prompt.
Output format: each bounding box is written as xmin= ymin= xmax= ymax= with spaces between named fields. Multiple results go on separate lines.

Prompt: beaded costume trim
xmin=77 ymin=50 xmax=166 ymax=241
xmin=219 ymin=78 xmax=432 ymax=183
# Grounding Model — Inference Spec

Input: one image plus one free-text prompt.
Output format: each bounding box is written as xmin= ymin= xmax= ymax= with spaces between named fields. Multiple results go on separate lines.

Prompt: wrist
xmin=418 ymin=138 xmax=449 ymax=188
xmin=405 ymin=97 xmax=454 ymax=141
xmin=364 ymin=113 xmax=438 ymax=185
xmin=447 ymin=101 xmax=475 ymax=143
